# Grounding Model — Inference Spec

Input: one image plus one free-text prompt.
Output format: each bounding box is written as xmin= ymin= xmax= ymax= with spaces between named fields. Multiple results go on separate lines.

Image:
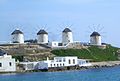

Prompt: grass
xmin=51 ymin=45 xmax=119 ymax=62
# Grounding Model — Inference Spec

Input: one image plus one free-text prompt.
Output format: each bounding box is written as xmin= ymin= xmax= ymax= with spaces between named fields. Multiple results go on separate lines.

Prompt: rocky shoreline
xmin=91 ymin=61 xmax=120 ymax=67
xmin=1 ymin=61 xmax=120 ymax=74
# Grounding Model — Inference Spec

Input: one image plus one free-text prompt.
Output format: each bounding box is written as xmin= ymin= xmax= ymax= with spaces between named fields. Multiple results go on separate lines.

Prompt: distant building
xmin=19 ymin=56 xmax=91 ymax=70
xmin=45 ymin=56 xmax=78 ymax=67
xmin=48 ymin=41 xmax=59 ymax=47
xmin=38 ymin=56 xmax=91 ymax=70
xmin=0 ymin=50 xmax=16 ymax=72
xmin=37 ymin=29 xmax=48 ymax=44
xmin=11 ymin=29 xmax=24 ymax=44
xmin=90 ymin=31 xmax=101 ymax=45
xmin=19 ymin=62 xmax=38 ymax=71
xmin=62 ymin=28 xmax=73 ymax=46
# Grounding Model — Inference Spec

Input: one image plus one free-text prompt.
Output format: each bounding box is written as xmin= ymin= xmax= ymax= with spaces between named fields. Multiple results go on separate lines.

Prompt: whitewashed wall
xmin=11 ymin=34 xmax=24 ymax=43
xmin=90 ymin=36 xmax=101 ymax=45
xmin=0 ymin=55 xmax=16 ymax=72
xmin=37 ymin=34 xmax=48 ymax=44
xmin=62 ymin=32 xmax=73 ymax=45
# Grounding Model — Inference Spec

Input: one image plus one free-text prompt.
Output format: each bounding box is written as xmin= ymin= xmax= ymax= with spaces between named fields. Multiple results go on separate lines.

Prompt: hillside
xmin=51 ymin=45 xmax=119 ymax=62
xmin=0 ymin=44 xmax=54 ymax=61
xmin=1 ymin=44 xmax=119 ymax=62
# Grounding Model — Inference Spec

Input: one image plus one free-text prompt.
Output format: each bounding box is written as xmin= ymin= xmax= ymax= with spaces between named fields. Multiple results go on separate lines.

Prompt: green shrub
xmin=51 ymin=45 xmax=119 ymax=62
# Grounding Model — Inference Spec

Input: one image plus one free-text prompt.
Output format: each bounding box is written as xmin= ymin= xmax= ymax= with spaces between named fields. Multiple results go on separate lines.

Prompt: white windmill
xmin=89 ymin=24 xmax=103 ymax=46
xmin=11 ymin=28 xmax=24 ymax=44
xmin=90 ymin=31 xmax=101 ymax=45
xmin=37 ymin=29 xmax=48 ymax=44
xmin=62 ymin=27 xmax=73 ymax=46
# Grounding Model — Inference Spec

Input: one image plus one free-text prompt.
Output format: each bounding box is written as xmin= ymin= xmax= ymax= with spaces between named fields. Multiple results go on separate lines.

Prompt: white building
xmin=19 ymin=56 xmax=92 ymax=70
xmin=11 ymin=29 xmax=24 ymax=44
xmin=48 ymin=41 xmax=59 ymax=47
xmin=0 ymin=50 xmax=16 ymax=72
xmin=37 ymin=29 xmax=48 ymax=44
xmin=37 ymin=56 xmax=77 ymax=69
xmin=38 ymin=56 xmax=91 ymax=70
xmin=90 ymin=31 xmax=101 ymax=45
xmin=46 ymin=56 xmax=78 ymax=67
xmin=19 ymin=62 xmax=38 ymax=71
xmin=78 ymin=59 xmax=92 ymax=67
xmin=62 ymin=28 xmax=73 ymax=46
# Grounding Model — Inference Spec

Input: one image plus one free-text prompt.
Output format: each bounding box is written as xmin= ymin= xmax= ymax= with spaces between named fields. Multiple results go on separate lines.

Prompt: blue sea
xmin=0 ymin=66 xmax=120 ymax=81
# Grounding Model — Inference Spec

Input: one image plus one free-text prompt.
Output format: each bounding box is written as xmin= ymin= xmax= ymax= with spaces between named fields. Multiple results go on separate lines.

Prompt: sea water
xmin=0 ymin=66 xmax=120 ymax=81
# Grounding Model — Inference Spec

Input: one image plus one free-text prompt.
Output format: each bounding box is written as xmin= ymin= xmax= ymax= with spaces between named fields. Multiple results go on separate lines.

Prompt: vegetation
xmin=51 ymin=45 xmax=119 ymax=62
xmin=12 ymin=56 xmax=23 ymax=62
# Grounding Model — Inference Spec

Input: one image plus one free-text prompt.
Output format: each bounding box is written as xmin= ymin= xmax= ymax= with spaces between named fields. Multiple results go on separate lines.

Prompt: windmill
xmin=62 ymin=25 xmax=73 ymax=45
xmin=9 ymin=24 xmax=24 ymax=44
xmin=87 ymin=24 xmax=107 ymax=46
xmin=35 ymin=24 xmax=49 ymax=44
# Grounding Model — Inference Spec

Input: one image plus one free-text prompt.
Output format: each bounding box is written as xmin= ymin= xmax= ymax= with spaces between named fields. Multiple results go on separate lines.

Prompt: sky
xmin=0 ymin=0 xmax=120 ymax=47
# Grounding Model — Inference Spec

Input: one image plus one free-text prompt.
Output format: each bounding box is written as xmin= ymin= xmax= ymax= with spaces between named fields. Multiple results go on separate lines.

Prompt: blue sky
xmin=0 ymin=0 xmax=120 ymax=47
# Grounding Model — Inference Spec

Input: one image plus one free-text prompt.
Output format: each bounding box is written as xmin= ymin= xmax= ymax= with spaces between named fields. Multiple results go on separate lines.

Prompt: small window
xmin=57 ymin=64 xmax=59 ymax=67
xmin=60 ymin=64 xmax=62 ymax=66
xmin=9 ymin=62 xmax=12 ymax=66
xmin=54 ymin=64 xmax=55 ymax=67
xmin=51 ymin=64 xmax=52 ymax=67
xmin=63 ymin=63 xmax=64 ymax=66
xmin=59 ymin=60 xmax=62 ymax=62
xmin=68 ymin=40 xmax=70 ymax=42
xmin=0 ymin=63 xmax=2 ymax=67
xmin=67 ymin=35 xmax=68 ymax=37
xmin=68 ymin=59 xmax=71 ymax=64
xmin=73 ymin=59 xmax=75 ymax=64
xmin=63 ymin=58 xmax=65 ymax=62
